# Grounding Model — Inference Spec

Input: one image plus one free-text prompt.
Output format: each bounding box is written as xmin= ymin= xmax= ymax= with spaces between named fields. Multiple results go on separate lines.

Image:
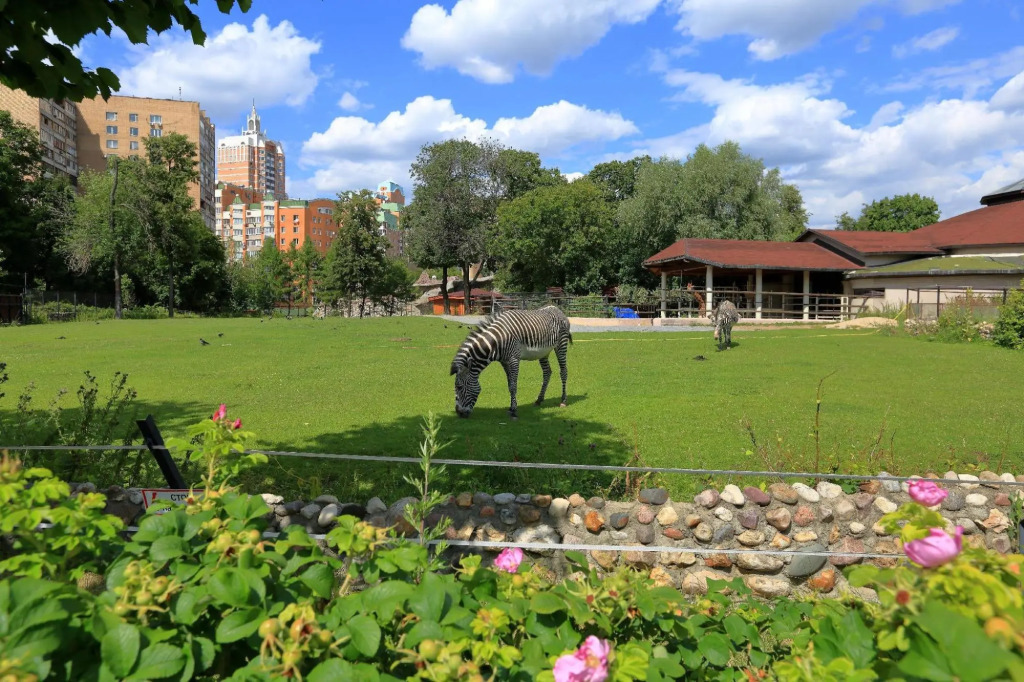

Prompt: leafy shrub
xmin=2 ymin=409 xmax=1022 ymax=681
xmin=934 ymin=298 xmax=982 ymax=343
xmin=994 ymin=283 xmax=1024 ymax=350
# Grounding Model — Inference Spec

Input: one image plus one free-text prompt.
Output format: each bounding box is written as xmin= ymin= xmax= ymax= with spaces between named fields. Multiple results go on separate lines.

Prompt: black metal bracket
xmin=137 ymin=415 xmax=186 ymax=488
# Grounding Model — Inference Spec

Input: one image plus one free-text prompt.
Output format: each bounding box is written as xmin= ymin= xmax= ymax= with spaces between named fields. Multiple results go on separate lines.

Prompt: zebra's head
xmin=709 ymin=307 xmax=721 ymax=339
xmin=451 ymin=358 xmax=481 ymax=418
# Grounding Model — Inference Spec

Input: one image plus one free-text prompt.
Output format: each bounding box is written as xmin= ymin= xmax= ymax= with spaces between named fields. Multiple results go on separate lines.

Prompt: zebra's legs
xmin=555 ymin=342 xmax=568 ymax=407
xmin=535 ymin=356 xmax=552 ymax=405
xmin=502 ymin=359 xmax=520 ymax=419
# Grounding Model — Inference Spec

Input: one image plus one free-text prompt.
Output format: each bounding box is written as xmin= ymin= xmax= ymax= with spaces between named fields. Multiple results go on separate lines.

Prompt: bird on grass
xmin=56 ymin=335 xmax=66 ymax=340
xmin=693 ymin=355 xmax=706 ymax=361
xmin=218 ymin=332 xmax=224 ymax=337
xmin=199 ymin=338 xmax=210 ymax=346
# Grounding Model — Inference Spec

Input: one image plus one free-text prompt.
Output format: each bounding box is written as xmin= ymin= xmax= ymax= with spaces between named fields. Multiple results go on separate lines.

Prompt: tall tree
xmin=62 ymin=160 xmax=148 ymax=317
xmin=0 ymin=0 xmax=251 ymax=101
xmin=616 ymin=142 xmax=802 ymax=285
xmin=586 ymin=156 xmax=651 ymax=203
xmin=837 ymin=194 xmax=940 ymax=232
xmin=321 ymin=191 xmax=389 ymax=317
xmin=291 ymin=239 xmax=323 ymax=305
xmin=780 ymin=183 xmax=810 ymax=240
xmin=142 ymin=133 xmax=199 ymax=317
xmin=405 ymin=139 xmax=490 ymax=313
xmin=487 ymin=146 xmax=565 ymax=202
xmin=251 ymin=238 xmax=292 ymax=312
xmin=0 ymin=110 xmax=43 ymax=287
xmin=492 ymin=180 xmax=616 ymax=294
xmin=370 ymin=258 xmax=417 ymax=316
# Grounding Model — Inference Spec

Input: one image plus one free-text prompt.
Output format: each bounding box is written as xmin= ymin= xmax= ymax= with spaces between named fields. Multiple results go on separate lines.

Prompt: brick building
xmin=75 ymin=94 xmax=216 ymax=230
xmin=0 ymin=84 xmax=78 ymax=180
xmin=374 ymin=179 xmax=406 ymax=257
xmin=214 ymin=183 xmax=336 ymax=262
xmin=216 ymin=104 xmax=286 ymax=198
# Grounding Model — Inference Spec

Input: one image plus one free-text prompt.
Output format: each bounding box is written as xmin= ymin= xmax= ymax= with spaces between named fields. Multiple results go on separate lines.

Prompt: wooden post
xmin=660 ymin=272 xmax=667 ymax=319
xmin=755 ymin=268 xmax=763 ymax=320
xmin=705 ymin=265 xmax=714 ymax=317
xmin=802 ymin=270 xmax=810 ymax=320
xmin=936 ymin=286 xmax=941 ymax=319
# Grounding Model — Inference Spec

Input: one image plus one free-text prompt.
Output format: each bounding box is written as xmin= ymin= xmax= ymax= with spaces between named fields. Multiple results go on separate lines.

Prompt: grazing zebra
xmin=710 ymin=300 xmax=740 ymax=350
xmin=451 ymin=306 xmax=572 ymax=419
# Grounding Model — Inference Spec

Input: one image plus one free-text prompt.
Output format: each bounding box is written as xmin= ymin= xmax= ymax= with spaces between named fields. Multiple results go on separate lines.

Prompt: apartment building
xmin=215 ymin=189 xmax=337 ymax=262
xmin=0 ymin=84 xmax=78 ymax=180
xmin=374 ymin=179 xmax=406 ymax=257
xmin=75 ymin=95 xmax=216 ymax=230
xmin=217 ymin=104 xmax=286 ymax=197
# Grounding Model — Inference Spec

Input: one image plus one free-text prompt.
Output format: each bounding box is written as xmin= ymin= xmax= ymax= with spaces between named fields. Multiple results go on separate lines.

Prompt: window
xmin=149 ymin=114 xmax=162 ymax=124
xmin=149 ymin=128 xmax=162 ymax=137
xmin=293 ymin=226 xmax=298 ymax=233
xmin=105 ymin=112 xmax=117 ymax=121
xmin=129 ymin=113 xmax=138 ymax=122
xmin=129 ymin=141 xmax=139 ymax=150
xmin=106 ymin=139 xmax=118 ymax=149
xmin=129 ymin=127 xmax=138 ymax=136
xmin=280 ymin=238 xmax=285 ymax=245
xmin=106 ymin=125 xmax=117 ymax=134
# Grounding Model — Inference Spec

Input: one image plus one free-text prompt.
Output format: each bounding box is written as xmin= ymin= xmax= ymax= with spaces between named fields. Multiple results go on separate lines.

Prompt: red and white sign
xmin=140 ymin=488 xmax=200 ymax=513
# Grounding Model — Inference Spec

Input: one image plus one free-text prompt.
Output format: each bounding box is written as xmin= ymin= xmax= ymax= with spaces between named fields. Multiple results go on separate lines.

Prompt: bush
xmin=2 ymin=409 xmax=1022 ymax=681
xmin=934 ymin=298 xmax=982 ymax=343
xmin=994 ymin=283 xmax=1024 ymax=350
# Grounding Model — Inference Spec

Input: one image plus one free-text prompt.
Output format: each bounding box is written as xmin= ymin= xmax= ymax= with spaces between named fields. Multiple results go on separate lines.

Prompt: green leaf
xmin=300 ymin=563 xmax=335 ymax=599
xmin=897 ymin=633 xmax=955 ymax=682
xmin=206 ymin=568 xmax=251 ymax=607
xmin=914 ymin=602 xmax=1016 ymax=682
xmin=215 ymin=607 xmax=263 ymax=643
xmin=530 ymin=592 xmax=565 ymax=615
xmin=191 ymin=636 xmax=216 ymax=673
xmin=127 ymin=643 xmax=185 ymax=681
xmin=404 ymin=620 xmax=443 ymax=648
xmin=347 ymin=614 xmax=381 ymax=658
xmin=697 ymin=633 xmax=731 ymax=667
xmin=101 ymin=624 xmax=140 ymax=678
xmin=149 ymin=536 xmax=189 ymax=562
xmin=407 ymin=573 xmax=445 ymax=622
xmin=722 ymin=614 xmax=748 ymax=644
xmin=365 ymin=581 xmax=413 ymax=619
xmin=309 ymin=659 xmax=354 ymax=682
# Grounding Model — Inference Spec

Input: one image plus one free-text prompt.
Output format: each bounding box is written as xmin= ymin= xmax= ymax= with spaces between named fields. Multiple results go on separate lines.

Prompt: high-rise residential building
xmin=75 ymin=95 xmax=216 ymax=230
xmin=0 ymin=84 xmax=79 ymax=181
xmin=214 ymin=185 xmax=336 ymax=262
xmin=216 ymin=104 xmax=286 ymax=198
xmin=374 ymin=180 xmax=406 ymax=257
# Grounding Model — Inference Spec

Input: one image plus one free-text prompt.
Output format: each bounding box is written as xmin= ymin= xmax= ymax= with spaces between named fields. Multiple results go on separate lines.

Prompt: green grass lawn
xmin=2 ymin=316 xmax=1022 ymax=502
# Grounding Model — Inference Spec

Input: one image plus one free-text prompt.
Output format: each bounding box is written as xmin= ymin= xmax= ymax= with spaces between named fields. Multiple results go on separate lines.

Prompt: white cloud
xmin=667 ymin=0 xmax=961 ymax=61
xmin=297 ymin=96 xmax=637 ymax=195
xmin=118 ymin=15 xmax=321 ymax=119
xmin=338 ymin=92 xmax=371 ymax=111
xmin=892 ymin=26 xmax=958 ymax=58
xmin=633 ymin=66 xmax=1024 ymax=225
xmin=402 ymin=0 xmax=661 ymax=83
xmin=564 ymin=172 xmax=585 ymax=182
xmin=884 ymin=46 xmax=1024 ymax=97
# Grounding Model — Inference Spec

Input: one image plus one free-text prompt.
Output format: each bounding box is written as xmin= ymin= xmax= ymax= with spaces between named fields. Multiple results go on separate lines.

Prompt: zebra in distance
xmin=710 ymin=299 xmax=740 ymax=350
xmin=451 ymin=306 xmax=572 ymax=420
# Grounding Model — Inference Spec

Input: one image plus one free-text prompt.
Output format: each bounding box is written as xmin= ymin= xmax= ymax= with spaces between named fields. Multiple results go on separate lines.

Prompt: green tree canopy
xmin=586 ymin=156 xmax=651 ymax=203
xmin=835 ymin=193 xmax=940 ymax=232
xmin=290 ymin=239 xmax=324 ymax=304
xmin=492 ymin=180 xmax=616 ymax=294
xmin=321 ymin=191 xmax=389 ymax=317
xmin=616 ymin=141 xmax=805 ymax=285
xmin=0 ymin=0 xmax=251 ymax=101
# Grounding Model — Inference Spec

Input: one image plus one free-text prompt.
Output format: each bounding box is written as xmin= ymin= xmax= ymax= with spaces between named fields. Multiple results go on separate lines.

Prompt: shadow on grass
xmin=254 ymin=399 xmax=633 ymax=504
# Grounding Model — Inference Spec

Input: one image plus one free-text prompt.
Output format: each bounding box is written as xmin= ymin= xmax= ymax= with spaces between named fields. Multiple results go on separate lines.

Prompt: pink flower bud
xmin=907 ymin=479 xmax=948 ymax=507
xmin=904 ymin=526 xmax=963 ymax=568
xmin=232 ymin=419 xmax=242 ymax=430
xmin=494 ymin=547 xmax=523 ymax=573
xmin=553 ymin=636 xmax=610 ymax=682
xmin=212 ymin=403 xmax=227 ymax=421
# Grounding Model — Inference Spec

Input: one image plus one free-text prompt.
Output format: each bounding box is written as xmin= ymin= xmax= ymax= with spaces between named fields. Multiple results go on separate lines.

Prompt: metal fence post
xmin=136 ymin=415 xmax=186 ymax=488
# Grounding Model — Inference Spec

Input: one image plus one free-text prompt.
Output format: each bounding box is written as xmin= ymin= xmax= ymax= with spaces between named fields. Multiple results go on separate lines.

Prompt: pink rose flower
xmin=907 ymin=479 xmax=948 ymax=507
xmin=494 ymin=547 xmax=523 ymax=573
xmin=212 ymin=403 xmax=227 ymax=421
xmin=904 ymin=526 xmax=963 ymax=568
xmin=553 ymin=636 xmax=610 ymax=682
xmin=232 ymin=418 xmax=242 ymax=430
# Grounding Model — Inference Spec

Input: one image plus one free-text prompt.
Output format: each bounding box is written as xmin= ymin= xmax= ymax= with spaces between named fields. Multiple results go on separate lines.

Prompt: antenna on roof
xmin=178 ymin=86 xmax=182 ymax=100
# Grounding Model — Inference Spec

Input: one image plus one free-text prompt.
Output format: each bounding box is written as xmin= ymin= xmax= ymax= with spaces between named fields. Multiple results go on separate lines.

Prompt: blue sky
xmin=77 ymin=0 xmax=1024 ymax=227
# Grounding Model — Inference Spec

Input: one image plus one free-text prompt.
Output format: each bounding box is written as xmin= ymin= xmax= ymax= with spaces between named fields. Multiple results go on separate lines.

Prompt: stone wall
xmin=74 ymin=471 xmax=1022 ymax=599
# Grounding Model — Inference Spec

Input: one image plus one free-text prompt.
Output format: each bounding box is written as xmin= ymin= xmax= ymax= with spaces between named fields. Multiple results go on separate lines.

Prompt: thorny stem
xmin=813 ymin=371 xmax=837 ymax=482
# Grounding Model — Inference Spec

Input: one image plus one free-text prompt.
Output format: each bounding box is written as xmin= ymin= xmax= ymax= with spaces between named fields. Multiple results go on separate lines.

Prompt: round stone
xmin=849 ymin=522 xmax=866 ymax=535
xmin=516 ymin=494 xmax=533 ymax=504
xmin=744 ymin=486 xmax=772 ymax=506
xmin=791 ymin=483 xmax=820 ymax=503
xmin=942 ymin=490 xmax=965 ymax=511
xmin=684 ymin=513 xmax=702 ymax=528
xmin=739 ymin=510 xmax=759 ymax=529
xmin=766 ymin=508 xmax=792 ymax=532
xmin=793 ymin=506 xmax=815 ymax=526
xmin=568 ymin=493 xmax=586 ymax=507
xmin=585 ymin=511 xmax=605 ymax=534
xmin=694 ymin=522 xmax=713 ymax=542
xmin=720 ymin=485 xmax=745 ymax=506
xmin=549 ymin=498 xmax=570 ymax=518
xmin=532 ymin=494 xmax=552 ymax=508
xmin=835 ymin=499 xmax=857 ymax=520
xmin=494 ymin=493 xmax=517 ymax=505
xmin=299 ymin=503 xmax=321 ymax=520
xmin=995 ymin=493 xmax=1011 ymax=506
xmin=705 ymin=553 xmax=732 ymax=569
xmin=695 ymin=489 xmax=720 ymax=508
xmin=965 ymin=493 xmax=988 ymax=506
xmin=499 ymin=507 xmax=517 ymax=525
xmin=663 ymin=527 xmax=685 ymax=540
xmin=738 ymin=530 xmax=765 ymax=546
xmin=735 ymin=553 xmax=783 ymax=572
xmin=788 ymin=544 xmax=829 ymax=578
xmin=636 ymin=525 xmax=655 ymax=545
xmin=587 ymin=497 xmax=605 ymax=509
xmin=519 ymin=506 xmax=542 ymax=523
xmin=878 ymin=471 xmax=901 ymax=493
xmin=609 ymin=512 xmax=630 ymax=529
xmin=366 ymin=497 xmax=387 ymax=515
xmin=746 ymin=575 xmax=791 ymax=598
xmin=656 ymin=505 xmax=679 ymax=526
xmin=456 ymin=492 xmax=473 ymax=508
xmin=636 ymin=506 xmax=655 ymax=525
xmin=712 ymin=525 xmax=735 ymax=543
xmin=873 ymin=497 xmax=898 ymax=514
xmin=639 ymin=488 xmax=670 ymax=505
xmin=610 ymin=530 xmax=629 ymax=541
xmin=815 ymin=481 xmax=843 ymax=499
xmin=793 ymin=530 xmax=818 ymax=543
xmin=808 ymin=568 xmax=837 ymax=591
xmin=829 ymin=537 xmax=865 ymax=567
xmin=473 ymin=492 xmax=493 ymax=506
xmin=714 ymin=506 xmax=734 ymax=522
xmin=317 ymin=503 xmax=340 ymax=527
xmin=768 ymin=482 xmax=799 ymax=504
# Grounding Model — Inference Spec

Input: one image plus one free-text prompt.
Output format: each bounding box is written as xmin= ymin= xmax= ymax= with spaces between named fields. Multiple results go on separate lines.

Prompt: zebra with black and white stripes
xmin=710 ymin=299 xmax=740 ymax=350
xmin=451 ymin=305 xmax=572 ymax=420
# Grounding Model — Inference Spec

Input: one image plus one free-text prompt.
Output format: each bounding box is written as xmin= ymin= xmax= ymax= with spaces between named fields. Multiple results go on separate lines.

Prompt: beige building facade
xmin=75 ymin=95 xmax=216 ymax=230
xmin=216 ymin=104 xmax=286 ymax=198
xmin=0 ymin=84 xmax=78 ymax=180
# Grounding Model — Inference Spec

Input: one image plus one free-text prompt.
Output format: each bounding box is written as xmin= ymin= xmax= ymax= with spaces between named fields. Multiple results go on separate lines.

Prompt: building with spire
xmin=216 ymin=102 xmax=286 ymax=197
xmin=374 ymin=180 xmax=406 ymax=257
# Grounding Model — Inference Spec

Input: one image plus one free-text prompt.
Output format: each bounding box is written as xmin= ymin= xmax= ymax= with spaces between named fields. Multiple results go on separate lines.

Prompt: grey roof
xmin=981 ymin=178 xmax=1024 ymax=205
